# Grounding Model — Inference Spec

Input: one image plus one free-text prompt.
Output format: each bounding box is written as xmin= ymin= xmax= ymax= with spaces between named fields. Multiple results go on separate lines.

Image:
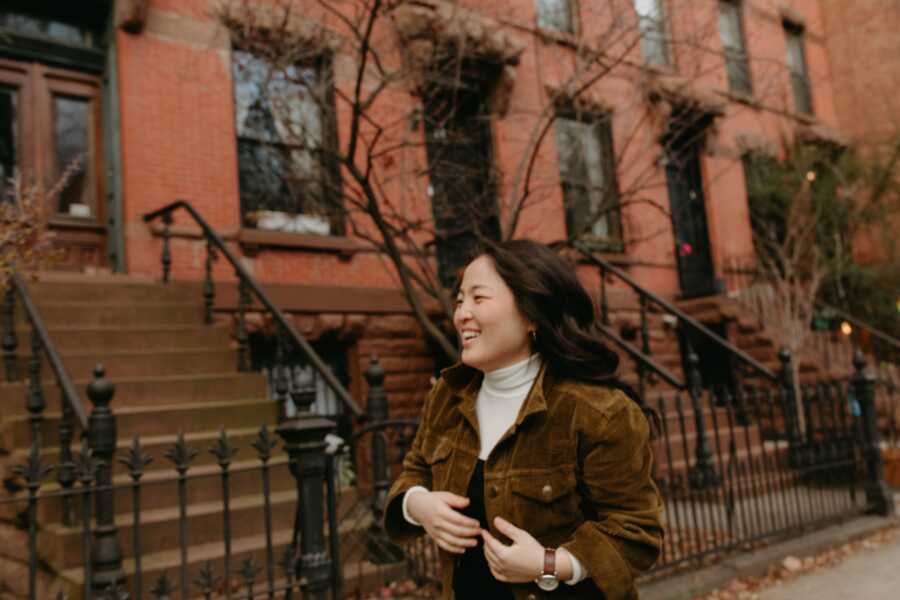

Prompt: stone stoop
xmin=674 ymin=295 xmax=847 ymax=382
xmin=0 ymin=274 xmax=371 ymax=600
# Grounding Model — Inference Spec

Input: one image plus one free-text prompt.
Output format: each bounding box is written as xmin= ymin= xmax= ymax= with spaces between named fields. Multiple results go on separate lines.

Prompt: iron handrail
xmin=817 ymin=301 xmax=900 ymax=353
xmin=142 ymin=200 xmax=363 ymax=419
xmin=10 ymin=272 xmax=89 ymax=429
xmin=574 ymin=243 xmax=778 ymax=382
xmin=597 ymin=323 xmax=685 ymax=390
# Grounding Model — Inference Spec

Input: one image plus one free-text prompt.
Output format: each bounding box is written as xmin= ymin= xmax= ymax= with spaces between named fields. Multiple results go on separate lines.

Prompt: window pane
xmin=718 ymin=2 xmax=742 ymax=52
xmin=719 ymin=3 xmax=752 ymax=94
xmin=0 ymin=11 xmax=92 ymax=46
xmin=556 ymin=116 xmax=615 ymax=239
xmin=232 ymin=49 xmax=329 ymax=222
xmin=53 ymin=95 xmax=90 ymax=215
xmin=536 ymin=0 xmax=573 ymax=33
xmin=634 ymin=0 xmax=669 ymax=65
xmin=785 ymin=27 xmax=812 ymax=114
xmin=232 ymin=50 xmax=323 ymax=148
xmin=0 ymin=86 xmax=16 ymax=184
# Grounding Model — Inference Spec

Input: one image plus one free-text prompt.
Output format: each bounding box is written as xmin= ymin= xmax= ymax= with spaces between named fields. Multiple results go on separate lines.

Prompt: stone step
xmin=10 ymin=348 xmax=239 ymax=380
xmin=14 ymin=427 xmax=271 ymax=478
xmin=8 ymin=325 xmax=232 ymax=353
xmin=12 ymin=303 xmax=207 ymax=328
xmin=0 ymin=372 xmax=268 ymax=414
xmin=2 ymin=398 xmax=279 ymax=450
xmin=56 ymin=507 xmax=390 ymax=600
xmin=22 ymin=278 xmax=204 ymax=305
xmin=40 ymin=489 xmax=298 ymax=570
xmin=32 ymin=455 xmax=294 ymax=523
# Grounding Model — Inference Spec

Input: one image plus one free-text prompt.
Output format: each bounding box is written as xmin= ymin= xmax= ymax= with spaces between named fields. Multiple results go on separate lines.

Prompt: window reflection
xmin=53 ymin=95 xmax=90 ymax=215
xmin=0 ymin=11 xmax=91 ymax=46
xmin=231 ymin=49 xmax=328 ymax=226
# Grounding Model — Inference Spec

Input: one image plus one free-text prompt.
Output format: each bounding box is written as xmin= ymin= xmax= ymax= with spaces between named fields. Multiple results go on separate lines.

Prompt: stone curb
xmin=638 ymin=513 xmax=899 ymax=600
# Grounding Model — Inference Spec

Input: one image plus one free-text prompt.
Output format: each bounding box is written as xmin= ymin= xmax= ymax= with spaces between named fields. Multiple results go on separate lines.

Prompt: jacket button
xmin=527 ymin=594 xmax=537 ymax=600
xmin=489 ymin=484 xmax=499 ymax=498
xmin=542 ymin=484 xmax=553 ymax=499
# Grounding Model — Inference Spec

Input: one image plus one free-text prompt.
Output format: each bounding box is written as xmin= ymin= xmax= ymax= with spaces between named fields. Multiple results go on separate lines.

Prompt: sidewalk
xmin=639 ymin=508 xmax=900 ymax=600
xmin=757 ymin=532 xmax=900 ymax=599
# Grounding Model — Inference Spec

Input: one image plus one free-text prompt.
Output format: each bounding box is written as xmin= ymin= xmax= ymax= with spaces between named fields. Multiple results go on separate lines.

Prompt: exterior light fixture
xmin=840 ymin=321 xmax=852 ymax=336
xmin=805 ymin=170 xmax=816 ymax=182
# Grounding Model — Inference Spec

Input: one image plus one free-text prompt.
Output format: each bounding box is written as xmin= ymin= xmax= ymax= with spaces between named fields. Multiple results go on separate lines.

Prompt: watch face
xmin=537 ymin=575 xmax=559 ymax=591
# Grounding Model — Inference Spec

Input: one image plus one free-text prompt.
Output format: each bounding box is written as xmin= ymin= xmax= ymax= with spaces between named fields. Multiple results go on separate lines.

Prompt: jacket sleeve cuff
xmin=561 ymin=532 xmax=635 ymax=600
xmin=402 ymin=486 xmax=430 ymax=526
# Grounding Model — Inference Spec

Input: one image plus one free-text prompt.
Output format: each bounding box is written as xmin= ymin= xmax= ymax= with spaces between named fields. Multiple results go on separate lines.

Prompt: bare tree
xmin=214 ymin=0 xmax=772 ymax=362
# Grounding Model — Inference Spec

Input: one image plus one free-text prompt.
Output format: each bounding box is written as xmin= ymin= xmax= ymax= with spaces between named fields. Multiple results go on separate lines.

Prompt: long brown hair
xmin=465 ymin=239 xmax=659 ymax=434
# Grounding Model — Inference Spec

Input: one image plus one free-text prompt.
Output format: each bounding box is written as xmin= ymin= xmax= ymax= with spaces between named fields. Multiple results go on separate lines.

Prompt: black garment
xmin=452 ymin=459 xmax=514 ymax=599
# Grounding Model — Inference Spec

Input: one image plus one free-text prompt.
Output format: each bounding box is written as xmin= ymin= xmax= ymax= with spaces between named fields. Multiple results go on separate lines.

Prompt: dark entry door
xmin=665 ymin=132 xmax=716 ymax=298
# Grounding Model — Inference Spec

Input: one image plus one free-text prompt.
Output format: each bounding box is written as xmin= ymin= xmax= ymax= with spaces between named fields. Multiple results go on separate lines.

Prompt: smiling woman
xmin=384 ymin=239 xmax=664 ymax=600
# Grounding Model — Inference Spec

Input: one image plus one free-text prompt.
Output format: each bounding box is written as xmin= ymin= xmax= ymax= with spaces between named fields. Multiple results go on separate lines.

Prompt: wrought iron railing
xmin=142 ymin=199 xmax=363 ymax=420
xmin=2 ymin=271 xmax=91 ymax=532
xmin=6 ymin=350 xmax=893 ymax=598
xmin=574 ymin=243 xmax=778 ymax=390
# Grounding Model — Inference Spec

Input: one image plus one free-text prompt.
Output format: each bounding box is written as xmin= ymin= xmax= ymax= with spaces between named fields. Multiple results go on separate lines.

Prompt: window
xmin=634 ymin=0 xmax=670 ymax=66
xmin=555 ymin=110 xmax=621 ymax=246
xmin=741 ymin=152 xmax=785 ymax=244
xmin=231 ymin=49 xmax=341 ymax=235
xmin=718 ymin=1 xmax=752 ymax=95
xmin=424 ymin=83 xmax=501 ymax=287
xmin=536 ymin=0 xmax=575 ymax=34
xmin=0 ymin=60 xmax=102 ymax=219
xmin=784 ymin=23 xmax=813 ymax=115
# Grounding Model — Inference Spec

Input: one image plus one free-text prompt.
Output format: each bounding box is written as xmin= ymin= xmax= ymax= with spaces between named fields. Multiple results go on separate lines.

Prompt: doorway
xmin=0 ymin=3 xmax=110 ymax=271
xmin=664 ymin=118 xmax=717 ymax=298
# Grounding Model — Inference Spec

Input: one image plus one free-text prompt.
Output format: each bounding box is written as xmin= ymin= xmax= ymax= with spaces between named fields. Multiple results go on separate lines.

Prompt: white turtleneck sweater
xmin=403 ymin=354 xmax=586 ymax=584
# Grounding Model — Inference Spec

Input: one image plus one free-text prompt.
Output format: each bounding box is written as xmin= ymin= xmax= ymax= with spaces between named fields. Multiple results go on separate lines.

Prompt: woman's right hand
xmin=406 ymin=491 xmax=481 ymax=554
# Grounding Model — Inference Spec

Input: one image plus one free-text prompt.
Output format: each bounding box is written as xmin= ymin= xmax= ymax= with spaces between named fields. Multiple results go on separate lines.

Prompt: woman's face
xmin=453 ymin=255 xmax=533 ymax=373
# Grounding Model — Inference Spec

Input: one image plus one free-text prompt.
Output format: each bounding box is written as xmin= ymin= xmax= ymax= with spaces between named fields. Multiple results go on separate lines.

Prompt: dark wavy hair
xmin=463 ymin=239 xmax=658 ymax=434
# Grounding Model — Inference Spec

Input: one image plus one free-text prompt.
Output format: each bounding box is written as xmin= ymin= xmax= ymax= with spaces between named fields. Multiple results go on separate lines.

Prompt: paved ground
xmin=756 ymin=533 xmax=900 ymax=600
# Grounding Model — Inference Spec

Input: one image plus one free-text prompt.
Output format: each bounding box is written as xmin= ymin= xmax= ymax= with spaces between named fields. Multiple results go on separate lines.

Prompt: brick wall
xmin=113 ymin=0 xmax=850 ymax=407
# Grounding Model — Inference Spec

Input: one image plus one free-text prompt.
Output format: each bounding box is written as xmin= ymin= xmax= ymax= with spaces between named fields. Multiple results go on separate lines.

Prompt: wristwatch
xmin=535 ymin=547 xmax=560 ymax=591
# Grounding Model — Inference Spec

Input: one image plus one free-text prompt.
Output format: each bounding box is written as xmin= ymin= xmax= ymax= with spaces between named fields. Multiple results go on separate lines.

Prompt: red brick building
xmin=0 ymin=0 xmax=857 ymax=410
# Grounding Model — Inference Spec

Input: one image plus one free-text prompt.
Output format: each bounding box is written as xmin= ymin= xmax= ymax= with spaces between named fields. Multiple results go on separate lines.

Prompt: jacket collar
xmin=440 ymin=360 xmax=553 ymax=433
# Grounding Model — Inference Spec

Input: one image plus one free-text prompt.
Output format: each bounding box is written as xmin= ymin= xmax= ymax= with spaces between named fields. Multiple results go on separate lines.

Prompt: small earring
xmin=530 ymin=330 xmax=537 ymax=342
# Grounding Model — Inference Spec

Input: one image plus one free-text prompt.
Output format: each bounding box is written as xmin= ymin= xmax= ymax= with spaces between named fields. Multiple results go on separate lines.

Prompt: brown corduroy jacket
xmin=383 ymin=362 xmax=664 ymax=600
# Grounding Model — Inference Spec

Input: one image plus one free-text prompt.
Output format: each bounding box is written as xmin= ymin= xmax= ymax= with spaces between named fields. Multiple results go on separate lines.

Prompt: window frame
xmin=230 ymin=47 xmax=344 ymax=236
xmin=718 ymin=0 xmax=753 ymax=95
xmin=554 ymin=107 xmax=623 ymax=251
xmin=633 ymin=0 xmax=671 ymax=68
xmin=784 ymin=21 xmax=813 ymax=116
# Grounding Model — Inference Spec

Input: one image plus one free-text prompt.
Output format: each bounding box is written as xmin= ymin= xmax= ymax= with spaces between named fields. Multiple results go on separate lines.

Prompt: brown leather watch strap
xmin=542 ymin=547 xmax=556 ymax=576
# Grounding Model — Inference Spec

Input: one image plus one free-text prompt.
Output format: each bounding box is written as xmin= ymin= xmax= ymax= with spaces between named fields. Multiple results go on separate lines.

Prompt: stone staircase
xmin=0 ymin=273 xmax=376 ymax=599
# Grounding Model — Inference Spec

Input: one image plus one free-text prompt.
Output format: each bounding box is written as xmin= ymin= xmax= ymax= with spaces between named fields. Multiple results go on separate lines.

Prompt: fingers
xmin=492 ymin=516 xmax=523 ymax=542
xmin=434 ymin=535 xmax=471 ymax=555
xmin=436 ymin=491 xmax=471 ymax=509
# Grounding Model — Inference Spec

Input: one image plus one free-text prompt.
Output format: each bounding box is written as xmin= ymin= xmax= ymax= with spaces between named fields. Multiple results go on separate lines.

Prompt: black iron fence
xmin=4 ymin=349 xmax=895 ymax=599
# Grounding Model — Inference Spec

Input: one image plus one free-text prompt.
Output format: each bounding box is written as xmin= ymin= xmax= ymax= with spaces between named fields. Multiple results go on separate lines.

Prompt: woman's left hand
xmin=480 ymin=516 xmax=544 ymax=583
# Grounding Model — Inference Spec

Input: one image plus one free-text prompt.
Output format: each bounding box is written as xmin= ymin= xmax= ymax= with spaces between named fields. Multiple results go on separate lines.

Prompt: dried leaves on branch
xmin=0 ymin=167 xmax=73 ymax=286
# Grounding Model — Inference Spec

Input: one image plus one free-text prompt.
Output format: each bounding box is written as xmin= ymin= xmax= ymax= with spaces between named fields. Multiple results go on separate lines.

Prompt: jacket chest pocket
xmin=509 ymin=470 xmax=579 ymax=539
xmin=424 ymin=437 xmax=454 ymax=491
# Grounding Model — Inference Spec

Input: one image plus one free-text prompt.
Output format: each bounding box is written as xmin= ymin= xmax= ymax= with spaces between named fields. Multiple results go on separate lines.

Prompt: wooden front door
xmin=665 ymin=128 xmax=716 ymax=298
xmin=1 ymin=57 xmax=106 ymax=270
